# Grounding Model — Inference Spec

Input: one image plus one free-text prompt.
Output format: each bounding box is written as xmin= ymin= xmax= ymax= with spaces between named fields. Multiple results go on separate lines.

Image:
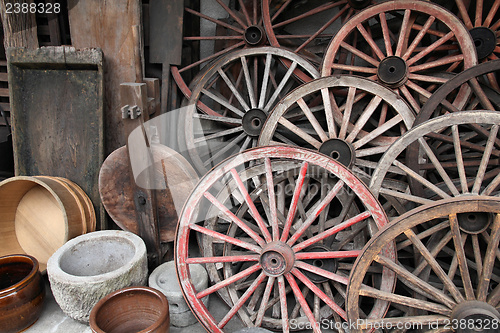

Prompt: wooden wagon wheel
xmin=172 ymin=0 xmax=265 ymax=100
xmin=418 ymin=59 xmax=500 ymax=123
xmin=257 ymin=75 xmax=415 ymax=181
xmin=175 ymin=146 xmax=393 ymax=332
xmin=370 ymin=111 xmax=500 ymax=215
xmin=347 ymin=196 xmax=500 ymax=332
xmin=431 ymin=0 xmax=500 ymax=63
xmin=262 ymin=0 xmax=386 ymax=66
xmin=180 ymin=46 xmax=319 ymax=175
xmin=320 ymin=0 xmax=478 ymax=113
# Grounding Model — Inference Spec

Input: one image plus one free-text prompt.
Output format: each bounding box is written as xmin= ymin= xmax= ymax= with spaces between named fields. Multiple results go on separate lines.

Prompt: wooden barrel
xmin=0 ymin=176 xmax=90 ymax=271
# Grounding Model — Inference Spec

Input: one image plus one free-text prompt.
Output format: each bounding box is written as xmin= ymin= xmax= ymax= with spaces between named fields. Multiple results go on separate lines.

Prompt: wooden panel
xmin=68 ymin=0 xmax=142 ymax=155
xmin=8 ymin=46 xmax=105 ymax=229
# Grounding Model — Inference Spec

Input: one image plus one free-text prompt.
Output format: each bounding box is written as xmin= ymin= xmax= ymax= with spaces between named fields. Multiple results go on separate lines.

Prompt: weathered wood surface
xmin=0 ymin=0 xmax=38 ymax=49
xmin=8 ymin=46 xmax=105 ymax=229
xmin=67 ymin=0 xmax=142 ymax=155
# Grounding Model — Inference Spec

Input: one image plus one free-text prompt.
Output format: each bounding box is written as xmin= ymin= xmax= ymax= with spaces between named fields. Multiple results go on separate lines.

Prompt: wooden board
xmin=8 ymin=46 xmax=105 ymax=230
xmin=67 ymin=0 xmax=142 ymax=155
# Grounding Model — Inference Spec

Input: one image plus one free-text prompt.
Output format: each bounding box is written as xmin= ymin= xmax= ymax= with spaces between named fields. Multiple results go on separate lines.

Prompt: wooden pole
xmin=0 ymin=0 xmax=38 ymax=49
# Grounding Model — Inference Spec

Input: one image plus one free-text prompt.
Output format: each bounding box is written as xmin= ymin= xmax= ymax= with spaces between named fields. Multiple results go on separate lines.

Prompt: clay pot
xmin=89 ymin=286 xmax=170 ymax=333
xmin=47 ymin=230 xmax=148 ymax=323
xmin=0 ymin=254 xmax=45 ymax=333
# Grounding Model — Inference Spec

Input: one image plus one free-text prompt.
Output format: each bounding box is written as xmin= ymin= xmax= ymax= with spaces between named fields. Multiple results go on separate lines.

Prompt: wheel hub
xmin=303 ymin=245 xmax=338 ymax=283
xmin=377 ymin=56 xmax=408 ymax=87
xmin=347 ymin=0 xmax=372 ymax=10
xmin=260 ymin=241 xmax=295 ymax=277
xmin=242 ymin=109 xmax=267 ymax=137
xmin=470 ymin=27 xmax=497 ymax=60
xmin=244 ymin=25 xmax=266 ymax=46
xmin=457 ymin=212 xmax=492 ymax=234
xmin=451 ymin=301 xmax=500 ymax=333
xmin=319 ymin=138 xmax=355 ymax=168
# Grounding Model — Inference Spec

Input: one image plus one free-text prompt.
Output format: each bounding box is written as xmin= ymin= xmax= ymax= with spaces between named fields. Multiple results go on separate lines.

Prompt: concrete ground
xmin=26 ymin=275 xmax=335 ymax=333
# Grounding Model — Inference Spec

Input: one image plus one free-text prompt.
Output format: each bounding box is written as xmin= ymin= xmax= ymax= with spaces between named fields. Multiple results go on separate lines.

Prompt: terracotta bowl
xmin=0 ymin=254 xmax=45 ymax=333
xmin=89 ymin=286 xmax=170 ymax=333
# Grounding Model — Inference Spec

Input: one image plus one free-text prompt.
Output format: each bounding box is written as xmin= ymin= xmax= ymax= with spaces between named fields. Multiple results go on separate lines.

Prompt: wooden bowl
xmin=89 ymin=286 xmax=170 ymax=333
xmin=0 ymin=254 xmax=45 ymax=333
xmin=0 ymin=176 xmax=85 ymax=271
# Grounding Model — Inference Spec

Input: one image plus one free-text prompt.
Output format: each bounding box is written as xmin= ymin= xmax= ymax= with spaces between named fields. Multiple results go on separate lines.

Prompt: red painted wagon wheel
xmin=262 ymin=0 xmax=377 ymax=65
xmin=172 ymin=0 xmax=265 ymax=100
xmin=320 ymin=0 xmax=478 ymax=113
xmin=180 ymin=47 xmax=319 ymax=175
xmin=347 ymin=196 xmax=500 ymax=332
xmin=370 ymin=111 xmax=500 ymax=215
xmin=175 ymin=146 xmax=393 ymax=332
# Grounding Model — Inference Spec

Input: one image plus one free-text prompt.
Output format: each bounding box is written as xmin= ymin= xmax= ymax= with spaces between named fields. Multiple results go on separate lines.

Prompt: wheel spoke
xmin=485 ymin=0 xmax=500 ymax=27
xmin=264 ymin=61 xmax=298 ymax=112
xmin=352 ymin=114 xmax=403 ymax=150
xmin=475 ymin=0 xmax=484 ymax=27
xmin=329 ymin=63 xmax=378 ymax=74
xmin=217 ymin=69 xmax=250 ymax=111
xmin=202 ymin=133 xmax=247 ymax=168
xmin=278 ymin=117 xmax=322 ymax=148
xmin=218 ymin=272 xmax=266 ymax=328
xmin=402 ymin=16 xmax=436 ymax=60
xmin=472 ymin=125 xmax=499 ymax=194
xmin=321 ymin=88 xmax=338 ymax=138
xmin=477 ymin=214 xmax=500 ymax=301
xmin=404 ymin=228 xmax=464 ymax=303
xmin=240 ymin=56 xmax=257 ymax=109
xmin=418 ymin=138 xmax=461 ymax=196
xmin=356 ymin=23 xmax=386 ymax=61
xmin=264 ymin=157 xmax=279 ymax=241
xmin=295 ymin=250 xmax=361 ymax=260
xmin=293 ymin=211 xmax=371 ymax=252
xmin=375 ymin=254 xmax=456 ymax=308
xmin=410 ymin=54 xmax=465 ymax=73
xmin=339 ymin=41 xmax=380 ymax=67
xmin=230 ymin=168 xmax=273 ymax=242
xmin=203 ymin=191 xmax=267 ymax=247
xmin=281 ymin=161 xmax=309 ymax=242
xmin=238 ymin=0 xmax=252 ymax=26
xmin=285 ymin=273 xmax=321 ymax=333
xmin=215 ymin=0 xmax=248 ymax=29
xmin=395 ymin=9 xmax=411 ymax=57
xmin=359 ymin=285 xmax=452 ymax=316
xmin=379 ymin=12 xmax=393 ymax=56
xmin=255 ymin=276 xmax=275 ymax=326
xmin=272 ymin=1 xmax=344 ymax=29
xmin=392 ymin=160 xmax=451 ymax=199
xmin=291 ymin=268 xmax=347 ymax=319
xmin=297 ymin=98 xmax=329 ymax=142
xmin=455 ymin=0 xmax=474 ymax=29
xmin=346 ymin=95 xmax=382 ymax=143
xmin=449 ymin=213 xmax=475 ymax=300
xmin=277 ymin=276 xmax=289 ymax=333
xmin=193 ymin=113 xmax=242 ymax=124
xmin=339 ymin=86 xmax=356 ymax=140
xmin=287 ymin=180 xmax=345 ymax=246
xmin=197 ymin=263 xmax=261 ymax=299
xmin=189 ymin=223 xmax=261 ymax=253
xmin=186 ymin=255 xmax=259 ymax=264
xmin=258 ymin=53 xmax=273 ymax=109
xmin=406 ymin=32 xmax=455 ymax=66
xmin=201 ymin=89 xmax=245 ymax=117
xmin=294 ymin=261 xmax=349 ymax=285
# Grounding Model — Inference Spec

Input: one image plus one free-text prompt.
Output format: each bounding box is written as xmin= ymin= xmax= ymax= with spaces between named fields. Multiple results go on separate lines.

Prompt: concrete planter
xmin=149 ymin=261 xmax=208 ymax=327
xmin=47 ymin=230 xmax=148 ymax=323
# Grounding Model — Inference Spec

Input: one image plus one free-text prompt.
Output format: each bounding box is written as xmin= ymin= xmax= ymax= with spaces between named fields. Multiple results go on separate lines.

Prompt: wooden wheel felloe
xmin=418 ymin=59 xmax=500 ymax=123
xmin=347 ymin=196 xmax=500 ymax=332
xmin=258 ymin=75 xmax=415 ymax=181
xmin=180 ymin=46 xmax=319 ymax=175
xmin=320 ymin=0 xmax=478 ymax=113
xmin=370 ymin=111 xmax=500 ymax=216
xmin=175 ymin=146 xmax=393 ymax=332
xmin=262 ymin=0 xmax=377 ymax=65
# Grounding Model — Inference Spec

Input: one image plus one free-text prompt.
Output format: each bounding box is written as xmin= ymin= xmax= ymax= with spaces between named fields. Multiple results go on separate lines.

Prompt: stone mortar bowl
xmin=47 ymin=230 xmax=148 ymax=322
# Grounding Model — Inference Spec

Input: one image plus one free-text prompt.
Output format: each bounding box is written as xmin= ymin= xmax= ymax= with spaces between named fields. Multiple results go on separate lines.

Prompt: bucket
xmin=0 ymin=176 xmax=92 ymax=271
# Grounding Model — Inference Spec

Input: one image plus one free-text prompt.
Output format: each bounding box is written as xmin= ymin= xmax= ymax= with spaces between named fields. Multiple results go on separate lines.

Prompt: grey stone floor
xmin=26 ymin=275 xmax=335 ymax=333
